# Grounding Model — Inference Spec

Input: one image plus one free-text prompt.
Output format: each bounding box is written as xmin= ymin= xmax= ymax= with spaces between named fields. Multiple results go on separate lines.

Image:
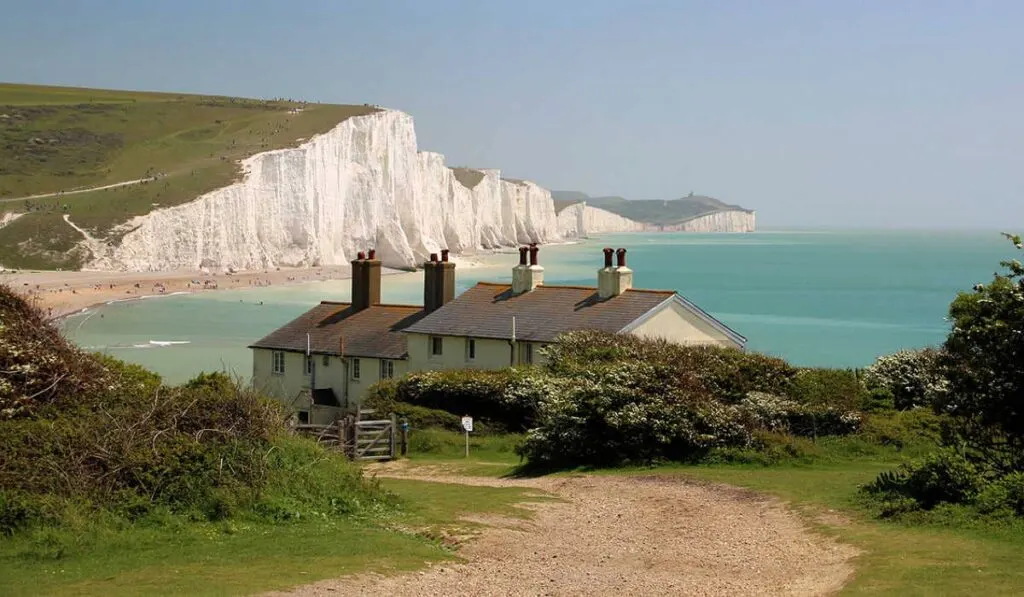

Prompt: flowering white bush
xmin=863 ymin=348 xmax=949 ymax=409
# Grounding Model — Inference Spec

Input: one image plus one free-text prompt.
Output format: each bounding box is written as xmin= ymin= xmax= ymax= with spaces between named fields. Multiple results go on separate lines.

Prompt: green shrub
xmin=517 ymin=361 xmax=751 ymax=467
xmin=544 ymin=330 xmax=797 ymax=403
xmin=384 ymin=368 xmax=545 ymax=432
xmin=739 ymin=392 xmax=861 ymax=438
xmin=363 ymin=383 xmax=466 ymax=433
xmin=863 ymin=348 xmax=948 ymax=410
xmin=0 ymin=284 xmax=112 ymax=418
xmin=864 ymin=450 xmax=984 ymax=512
xmin=859 ymin=409 xmax=943 ymax=450
xmin=709 ymin=431 xmax=820 ymax=465
xmin=255 ymin=435 xmax=389 ymax=522
xmin=975 ymin=472 xmax=1024 ymax=516
xmin=0 ymin=490 xmax=39 ymax=536
xmin=789 ymin=368 xmax=867 ymax=410
xmin=862 ymin=387 xmax=896 ymax=412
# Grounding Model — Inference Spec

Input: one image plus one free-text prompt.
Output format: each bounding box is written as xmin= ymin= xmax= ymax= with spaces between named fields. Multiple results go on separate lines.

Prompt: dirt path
xmin=270 ymin=464 xmax=858 ymax=597
xmin=0 ymin=177 xmax=155 ymax=203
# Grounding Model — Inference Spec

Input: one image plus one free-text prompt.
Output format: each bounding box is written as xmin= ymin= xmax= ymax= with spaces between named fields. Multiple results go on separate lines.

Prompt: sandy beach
xmin=1 ymin=265 xmax=369 ymax=319
xmin=0 ymin=252 xmax=513 ymax=319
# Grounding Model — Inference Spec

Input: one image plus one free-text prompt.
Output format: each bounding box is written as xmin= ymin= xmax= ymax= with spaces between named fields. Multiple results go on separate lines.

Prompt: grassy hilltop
xmin=551 ymin=190 xmax=753 ymax=227
xmin=0 ymin=83 xmax=377 ymax=270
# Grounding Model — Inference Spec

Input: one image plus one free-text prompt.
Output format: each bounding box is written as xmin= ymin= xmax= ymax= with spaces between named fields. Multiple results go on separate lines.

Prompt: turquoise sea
xmin=62 ymin=230 xmax=1016 ymax=384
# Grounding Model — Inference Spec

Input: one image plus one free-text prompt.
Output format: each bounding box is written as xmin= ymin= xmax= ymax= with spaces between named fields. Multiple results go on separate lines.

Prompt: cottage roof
xmin=249 ymin=302 xmax=424 ymax=359
xmin=402 ymin=282 xmax=719 ymax=343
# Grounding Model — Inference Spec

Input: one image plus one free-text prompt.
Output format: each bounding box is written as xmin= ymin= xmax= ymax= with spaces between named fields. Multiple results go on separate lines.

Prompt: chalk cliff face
xmin=557 ymin=203 xmax=754 ymax=237
xmin=89 ymin=110 xmax=561 ymax=271
xmin=557 ymin=202 xmax=646 ymax=238
xmin=658 ymin=210 xmax=756 ymax=233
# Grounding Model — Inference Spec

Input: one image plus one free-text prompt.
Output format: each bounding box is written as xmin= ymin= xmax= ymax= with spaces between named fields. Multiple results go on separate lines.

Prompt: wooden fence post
xmin=389 ymin=413 xmax=398 ymax=460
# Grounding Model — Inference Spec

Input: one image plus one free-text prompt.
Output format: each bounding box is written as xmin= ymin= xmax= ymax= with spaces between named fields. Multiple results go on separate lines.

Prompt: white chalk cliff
xmin=658 ymin=210 xmax=756 ymax=233
xmin=557 ymin=202 xmax=755 ymax=237
xmin=89 ymin=110 xmax=561 ymax=271
xmin=557 ymin=202 xmax=646 ymax=238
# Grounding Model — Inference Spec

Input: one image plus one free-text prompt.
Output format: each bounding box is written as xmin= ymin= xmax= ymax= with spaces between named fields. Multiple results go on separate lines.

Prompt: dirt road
xmin=271 ymin=465 xmax=857 ymax=597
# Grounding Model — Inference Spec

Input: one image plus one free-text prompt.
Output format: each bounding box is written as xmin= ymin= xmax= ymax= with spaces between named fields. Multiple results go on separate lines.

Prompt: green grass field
xmin=0 ymin=82 xmax=376 ymax=269
xmin=0 ymin=477 xmax=543 ymax=597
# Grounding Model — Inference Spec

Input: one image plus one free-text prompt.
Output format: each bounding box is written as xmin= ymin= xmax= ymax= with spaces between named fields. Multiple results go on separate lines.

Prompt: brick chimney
xmin=424 ymin=249 xmax=456 ymax=313
xmin=513 ymin=244 xmax=544 ymax=294
xmin=597 ymin=247 xmax=616 ymax=298
xmin=351 ymin=249 xmax=381 ymax=311
xmin=612 ymin=248 xmax=633 ymax=296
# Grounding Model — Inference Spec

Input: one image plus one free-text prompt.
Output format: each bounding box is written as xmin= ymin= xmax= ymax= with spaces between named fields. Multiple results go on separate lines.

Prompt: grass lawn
xmin=404 ymin=428 xmax=524 ymax=477
xmin=0 ymin=82 xmax=376 ymax=269
xmin=0 ymin=478 xmax=542 ymax=597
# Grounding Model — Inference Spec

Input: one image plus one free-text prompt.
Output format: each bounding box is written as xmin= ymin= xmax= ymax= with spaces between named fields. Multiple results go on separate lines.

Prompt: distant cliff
xmin=557 ymin=202 xmax=645 ymax=238
xmin=552 ymin=191 xmax=755 ymax=233
xmin=649 ymin=210 xmax=755 ymax=232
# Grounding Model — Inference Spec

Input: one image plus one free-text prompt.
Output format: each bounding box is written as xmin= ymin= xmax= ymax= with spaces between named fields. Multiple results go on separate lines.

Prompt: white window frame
xmin=430 ymin=336 xmax=443 ymax=357
xmin=466 ymin=338 xmax=476 ymax=361
xmin=272 ymin=351 xmax=285 ymax=375
xmin=351 ymin=357 xmax=361 ymax=380
xmin=380 ymin=359 xmax=394 ymax=379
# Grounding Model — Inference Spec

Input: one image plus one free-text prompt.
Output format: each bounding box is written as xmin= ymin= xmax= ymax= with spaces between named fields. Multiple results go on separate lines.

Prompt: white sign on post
xmin=462 ymin=416 xmax=473 ymax=458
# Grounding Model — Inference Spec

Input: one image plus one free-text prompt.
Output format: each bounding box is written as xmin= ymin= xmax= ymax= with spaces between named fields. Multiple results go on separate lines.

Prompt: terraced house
xmin=250 ymin=246 xmax=745 ymax=424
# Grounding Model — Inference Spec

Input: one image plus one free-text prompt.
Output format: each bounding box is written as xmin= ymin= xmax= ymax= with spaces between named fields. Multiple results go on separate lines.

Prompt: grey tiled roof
xmin=401 ymin=282 xmax=676 ymax=342
xmin=249 ymin=302 xmax=424 ymax=359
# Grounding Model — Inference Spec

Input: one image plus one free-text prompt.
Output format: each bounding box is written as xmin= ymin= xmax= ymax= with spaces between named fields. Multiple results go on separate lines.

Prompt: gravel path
xmin=269 ymin=464 xmax=857 ymax=597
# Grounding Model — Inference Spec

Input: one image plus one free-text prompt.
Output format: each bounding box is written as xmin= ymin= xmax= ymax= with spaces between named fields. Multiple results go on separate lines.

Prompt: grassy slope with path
xmin=0 ymin=82 xmax=377 ymax=270
xmin=0 ymin=478 xmax=541 ymax=597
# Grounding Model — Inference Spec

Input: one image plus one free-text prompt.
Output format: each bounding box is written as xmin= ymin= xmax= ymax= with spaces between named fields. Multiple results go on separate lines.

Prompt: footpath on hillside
xmin=270 ymin=462 xmax=857 ymax=597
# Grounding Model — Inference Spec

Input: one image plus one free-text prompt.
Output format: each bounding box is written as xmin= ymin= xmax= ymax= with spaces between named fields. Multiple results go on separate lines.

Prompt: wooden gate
xmin=352 ymin=410 xmax=397 ymax=461
xmin=294 ymin=409 xmax=400 ymax=461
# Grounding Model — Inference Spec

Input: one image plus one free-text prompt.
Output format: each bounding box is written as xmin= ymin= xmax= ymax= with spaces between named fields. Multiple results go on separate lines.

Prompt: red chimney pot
xmin=441 ymin=249 xmax=450 ymax=262
xmin=356 ymin=251 xmax=366 ymax=260
xmin=603 ymin=247 xmax=614 ymax=268
xmin=367 ymin=249 xmax=376 ymax=260
xmin=429 ymin=253 xmax=438 ymax=262
xmin=518 ymin=246 xmax=528 ymax=265
xmin=615 ymin=248 xmax=627 ymax=267
xmin=529 ymin=245 xmax=539 ymax=266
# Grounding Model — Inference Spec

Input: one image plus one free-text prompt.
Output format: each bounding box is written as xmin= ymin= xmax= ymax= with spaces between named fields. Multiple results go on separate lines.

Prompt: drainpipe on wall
xmin=508 ymin=315 xmax=517 ymax=365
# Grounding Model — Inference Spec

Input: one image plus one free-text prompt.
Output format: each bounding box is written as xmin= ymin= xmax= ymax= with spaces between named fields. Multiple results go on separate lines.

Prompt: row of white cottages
xmin=250 ymin=246 xmax=745 ymax=424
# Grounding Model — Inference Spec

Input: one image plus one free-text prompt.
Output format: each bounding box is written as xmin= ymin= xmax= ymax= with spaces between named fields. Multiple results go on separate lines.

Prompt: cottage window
xmin=351 ymin=358 xmax=361 ymax=380
xmin=272 ymin=351 xmax=285 ymax=375
xmin=297 ymin=411 xmax=309 ymax=424
xmin=430 ymin=336 xmax=443 ymax=356
xmin=322 ymin=354 xmax=330 ymax=367
xmin=380 ymin=359 xmax=394 ymax=379
xmin=466 ymin=338 xmax=476 ymax=361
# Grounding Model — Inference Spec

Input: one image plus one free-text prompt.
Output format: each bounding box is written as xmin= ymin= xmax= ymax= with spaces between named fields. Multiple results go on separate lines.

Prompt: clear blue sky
xmin=1 ymin=0 xmax=1022 ymax=229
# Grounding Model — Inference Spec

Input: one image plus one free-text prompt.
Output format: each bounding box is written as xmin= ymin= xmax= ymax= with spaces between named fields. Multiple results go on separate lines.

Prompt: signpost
xmin=461 ymin=415 xmax=473 ymax=457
